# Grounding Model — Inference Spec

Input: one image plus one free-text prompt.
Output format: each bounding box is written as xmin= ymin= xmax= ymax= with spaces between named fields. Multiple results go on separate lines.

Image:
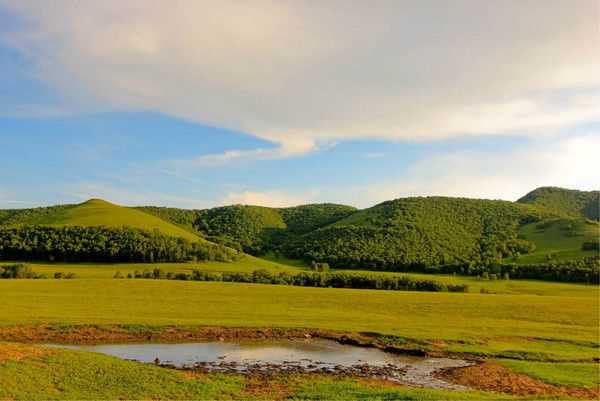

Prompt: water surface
xmin=47 ymin=339 xmax=472 ymax=390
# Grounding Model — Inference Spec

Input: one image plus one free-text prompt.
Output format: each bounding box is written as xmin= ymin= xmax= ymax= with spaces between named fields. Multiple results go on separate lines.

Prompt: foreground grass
xmin=0 ymin=343 xmax=243 ymax=400
xmin=0 ymin=279 xmax=597 ymax=362
xmin=497 ymin=359 xmax=600 ymax=388
xmin=0 ymin=343 xmax=524 ymax=400
xmin=290 ymin=378 xmax=516 ymax=400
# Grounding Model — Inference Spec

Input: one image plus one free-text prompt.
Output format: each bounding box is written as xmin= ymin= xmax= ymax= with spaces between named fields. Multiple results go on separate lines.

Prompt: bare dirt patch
xmin=0 ymin=324 xmax=346 ymax=345
xmin=0 ymin=343 xmax=56 ymax=363
xmin=438 ymin=361 xmax=599 ymax=400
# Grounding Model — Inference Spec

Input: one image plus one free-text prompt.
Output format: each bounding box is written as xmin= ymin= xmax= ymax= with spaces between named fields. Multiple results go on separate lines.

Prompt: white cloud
xmin=1 ymin=0 xmax=597 ymax=156
xmin=222 ymin=189 xmax=317 ymax=207
xmin=319 ymin=134 xmax=600 ymax=207
xmin=173 ymin=137 xmax=316 ymax=166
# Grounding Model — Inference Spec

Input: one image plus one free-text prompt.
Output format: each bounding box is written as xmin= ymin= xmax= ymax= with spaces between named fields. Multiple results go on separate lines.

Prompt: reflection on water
xmin=49 ymin=339 xmax=408 ymax=367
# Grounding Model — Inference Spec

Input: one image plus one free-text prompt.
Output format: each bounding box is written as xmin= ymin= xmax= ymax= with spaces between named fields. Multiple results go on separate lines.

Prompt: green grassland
xmin=13 ymin=199 xmax=205 ymax=243
xmin=15 ymin=255 xmax=304 ymax=279
xmin=0 ymin=188 xmax=598 ymax=399
xmin=515 ymin=219 xmax=598 ymax=263
xmin=497 ymin=359 xmax=599 ymax=388
xmin=0 ymin=279 xmax=596 ymax=362
xmin=0 ymin=343 xmax=520 ymax=401
xmin=11 ymin=260 xmax=597 ymax=298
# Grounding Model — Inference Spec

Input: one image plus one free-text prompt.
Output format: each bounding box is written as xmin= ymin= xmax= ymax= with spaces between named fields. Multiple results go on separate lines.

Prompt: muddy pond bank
xmin=45 ymin=339 xmax=474 ymax=391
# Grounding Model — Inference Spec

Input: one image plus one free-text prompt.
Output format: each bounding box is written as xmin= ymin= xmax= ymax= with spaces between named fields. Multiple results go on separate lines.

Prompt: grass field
xmin=14 ymin=255 xmax=305 ymax=279
xmin=497 ymin=359 xmax=599 ymax=388
xmin=13 ymin=199 xmax=206 ymax=243
xmin=516 ymin=219 xmax=598 ymax=263
xmin=0 ymin=279 xmax=596 ymax=362
xmin=6 ymin=259 xmax=597 ymax=297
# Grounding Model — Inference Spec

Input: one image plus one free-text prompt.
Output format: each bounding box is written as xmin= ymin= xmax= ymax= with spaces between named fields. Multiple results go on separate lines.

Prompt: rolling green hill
xmin=515 ymin=219 xmax=599 ymax=263
xmin=0 ymin=204 xmax=74 ymax=226
xmin=518 ymin=187 xmax=599 ymax=221
xmin=1 ymin=188 xmax=597 ymax=281
xmin=14 ymin=199 xmax=205 ymax=243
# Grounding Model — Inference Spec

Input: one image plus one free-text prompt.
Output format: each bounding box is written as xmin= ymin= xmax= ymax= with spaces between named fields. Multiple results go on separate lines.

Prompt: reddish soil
xmin=0 ymin=324 xmax=341 ymax=344
xmin=438 ymin=361 xmax=599 ymax=400
xmin=0 ymin=343 xmax=56 ymax=363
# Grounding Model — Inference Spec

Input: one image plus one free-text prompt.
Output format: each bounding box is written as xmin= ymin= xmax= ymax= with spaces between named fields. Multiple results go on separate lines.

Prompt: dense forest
xmin=283 ymin=197 xmax=541 ymax=269
xmin=135 ymin=203 xmax=357 ymax=254
xmin=0 ymin=226 xmax=238 ymax=263
xmin=518 ymin=187 xmax=599 ymax=221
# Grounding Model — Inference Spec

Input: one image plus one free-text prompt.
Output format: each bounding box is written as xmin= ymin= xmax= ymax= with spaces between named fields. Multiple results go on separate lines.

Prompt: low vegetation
xmin=126 ymin=268 xmax=470 ymax=292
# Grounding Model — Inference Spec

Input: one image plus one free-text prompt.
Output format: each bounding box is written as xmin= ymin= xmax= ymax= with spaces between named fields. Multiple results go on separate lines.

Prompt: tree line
xmin=0 ymin=225 xmax=239 ymax=263
xmin=123 ymin=268 xmax=469 ymax=293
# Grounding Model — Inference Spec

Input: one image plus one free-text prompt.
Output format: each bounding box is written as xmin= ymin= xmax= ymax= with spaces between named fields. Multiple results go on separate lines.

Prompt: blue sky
xmin=0 ymin=1 xmax=598 ymax=209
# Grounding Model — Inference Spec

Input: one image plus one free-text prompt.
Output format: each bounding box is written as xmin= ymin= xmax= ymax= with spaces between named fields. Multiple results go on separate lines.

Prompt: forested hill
xmin=1 ymin=188 xmax=597 ymax=279
xmin=518 ymin=187 xmax=599 ymax=221
xmin=0 ymin=199 xmax=239 ymax=263
xmin=283 ymin=197 xmax=544 ymax=269
xmin=135 ymin=203 xmax=358 ymax=254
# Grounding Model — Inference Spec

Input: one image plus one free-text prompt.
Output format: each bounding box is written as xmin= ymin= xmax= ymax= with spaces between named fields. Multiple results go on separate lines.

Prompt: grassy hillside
xmin=515 ymin=219 xmax=599 ymax=263
xmin=0 ymin=204 xmax=74 ymax=226
xmin=518 ymin=187 xmax=599 ymax=221
xmin=16 ymin=199 xmax=204 ymax=242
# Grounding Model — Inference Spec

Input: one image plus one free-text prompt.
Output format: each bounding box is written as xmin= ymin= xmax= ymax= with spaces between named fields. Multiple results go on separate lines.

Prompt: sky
xmin=0 ymin=0 xmax=598 ymax=209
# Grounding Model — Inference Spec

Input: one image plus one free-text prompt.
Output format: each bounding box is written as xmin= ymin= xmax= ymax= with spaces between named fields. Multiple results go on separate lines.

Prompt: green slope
xmin=515 ymin=219 xmax=599 ymax=263
xmin=518 ymin=187 xmax=599 ymax=221
xmin=16 ymin=199 xmax=205 ymax=242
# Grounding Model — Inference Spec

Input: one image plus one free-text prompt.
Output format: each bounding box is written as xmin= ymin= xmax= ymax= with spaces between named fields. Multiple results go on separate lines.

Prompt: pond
xmin=45 ymin=339 xmax=472 ymax=390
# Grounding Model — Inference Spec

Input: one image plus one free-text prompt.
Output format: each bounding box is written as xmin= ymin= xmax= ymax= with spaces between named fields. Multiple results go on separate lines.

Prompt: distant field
xmin=0 ymin=279 xmax=596 ymax=362
xmin=516 ymin=219 xmax=598 ymax=263
xmin=6 ymin=259 xmax=597 ymax=297
xmin=3 ymin=257 xmax=596 ymax=299
xmin=13 ymin=254 xmax=304 ymax=279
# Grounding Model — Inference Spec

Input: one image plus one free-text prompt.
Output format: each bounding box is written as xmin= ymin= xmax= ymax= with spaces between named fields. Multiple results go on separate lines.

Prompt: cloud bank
xmin=1 ymin=0 xmax=598 ymax=155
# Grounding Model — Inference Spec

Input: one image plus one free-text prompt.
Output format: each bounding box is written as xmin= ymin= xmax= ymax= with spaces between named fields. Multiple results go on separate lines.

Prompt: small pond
xmin=45 ymin=339 xmax=472 ymax=391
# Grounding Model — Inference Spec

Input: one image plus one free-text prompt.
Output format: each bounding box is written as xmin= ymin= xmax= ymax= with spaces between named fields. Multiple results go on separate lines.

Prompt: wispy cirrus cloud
xmin=60 ymin=181 xmax=211 ymax=208
xmin=170 ymin=137 xmax=316 ymax=167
